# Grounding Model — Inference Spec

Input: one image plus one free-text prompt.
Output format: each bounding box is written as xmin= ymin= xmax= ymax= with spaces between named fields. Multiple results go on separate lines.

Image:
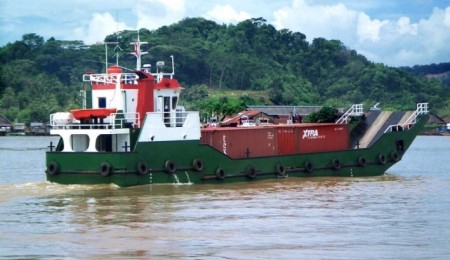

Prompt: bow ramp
xmin=358 ymin=111 xmax=393 ymax=148
xmin=354 ymin=103 xmax=428 ymax=149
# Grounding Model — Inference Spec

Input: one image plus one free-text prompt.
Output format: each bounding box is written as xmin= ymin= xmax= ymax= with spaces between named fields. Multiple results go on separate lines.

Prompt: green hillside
xmin=401 ymin=63 xmax=450 ymax=87
xmin=1 ymin=17 xmax=449 ymax=123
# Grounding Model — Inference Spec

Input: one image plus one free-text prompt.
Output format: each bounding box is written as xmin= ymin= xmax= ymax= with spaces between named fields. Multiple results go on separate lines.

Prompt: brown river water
xmin=0 ymin=136 xmax=449 ymax=259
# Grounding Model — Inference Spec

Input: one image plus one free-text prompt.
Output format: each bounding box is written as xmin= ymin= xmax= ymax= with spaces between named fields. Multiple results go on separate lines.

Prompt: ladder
xmin=335 ymin=104 xmax=364 ymax=124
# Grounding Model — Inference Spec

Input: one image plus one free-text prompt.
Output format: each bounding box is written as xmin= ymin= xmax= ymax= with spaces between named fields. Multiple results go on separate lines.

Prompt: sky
xmin=0 ymin=0 xmax=449 ymax=67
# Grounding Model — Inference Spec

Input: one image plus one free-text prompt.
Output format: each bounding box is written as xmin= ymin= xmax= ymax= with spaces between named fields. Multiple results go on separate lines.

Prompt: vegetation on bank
xmin=1 ymin=17 xmax=449 ymax=123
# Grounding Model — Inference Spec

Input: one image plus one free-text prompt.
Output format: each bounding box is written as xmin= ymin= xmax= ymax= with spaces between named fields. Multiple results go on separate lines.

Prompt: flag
xmin=134 ymin=42 xmax=139 ymax=56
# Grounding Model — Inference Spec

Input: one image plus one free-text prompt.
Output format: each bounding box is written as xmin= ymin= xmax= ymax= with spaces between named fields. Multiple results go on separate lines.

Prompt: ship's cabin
xmin=49 ymin=58 xmax=194 ymax=153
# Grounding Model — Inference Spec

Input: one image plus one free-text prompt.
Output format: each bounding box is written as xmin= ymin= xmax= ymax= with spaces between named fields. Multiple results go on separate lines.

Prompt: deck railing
xmin=145 ymin=111 xmax=193 ymax=128
xmin=50 ymin=112 xmax=139 ymax=130
xmin=335 ymin=104 xmax=364 ymax=124
xmin=83 ymin=73 xmax=137 ymax=85
xmin=83 ymin=71 xmax=177 ymax=84
xmin=384 ymin=103 xmax=429 ymax=133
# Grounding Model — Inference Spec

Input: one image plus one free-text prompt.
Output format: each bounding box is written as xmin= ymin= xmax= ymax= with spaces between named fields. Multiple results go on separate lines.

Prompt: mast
xmin=130 ymin=31 xmax=148 ymax=70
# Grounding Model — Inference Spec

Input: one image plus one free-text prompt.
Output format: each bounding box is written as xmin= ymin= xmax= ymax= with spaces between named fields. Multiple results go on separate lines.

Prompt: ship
xmin=45 ymin=37 xmax=429 ymax=187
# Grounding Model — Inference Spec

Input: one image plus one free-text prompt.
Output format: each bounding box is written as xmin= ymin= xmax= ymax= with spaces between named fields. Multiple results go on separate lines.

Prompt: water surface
xmin=0 ymin=136 xmax=449 ymax=259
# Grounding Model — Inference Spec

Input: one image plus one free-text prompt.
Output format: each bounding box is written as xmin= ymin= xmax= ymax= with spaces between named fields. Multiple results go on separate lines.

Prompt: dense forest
xmin=1 ymin=17 xmax=449 ymax=124
xmin=401 ymin=63 xmax=450 ymax=86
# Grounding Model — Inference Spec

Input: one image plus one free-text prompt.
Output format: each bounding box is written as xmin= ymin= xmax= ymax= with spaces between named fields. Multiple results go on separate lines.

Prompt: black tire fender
xmin=304 ymin=161 xmax=314 ymax=173
xmin=100 ymin=162 xmax=112 ymax=176
xmin=332 ymin=159 xmax=341 ymax=170
xmin=378 ymin=153 xmax=387 ymax=165
xmin=192 ymin=159 xmax=204 ymax=172
xmin=47 ymin=162 xmax=60 ymax=175
xmin=165 ymin=160 xmax=176 ymax=174
xmin=137 ymin=161 xmax=149 ymax=175
xmin=358 ymin=156 xmax=367 ymax=167
xmin=216 ymin=168 xmax=225 ymax=180
xmin=246 ymin=166 xmax=257 ymax=179
xmin=390 ymin=151 xmax=399 ymax=162
xmin=276 ymin=164 xmax=286 ymax=176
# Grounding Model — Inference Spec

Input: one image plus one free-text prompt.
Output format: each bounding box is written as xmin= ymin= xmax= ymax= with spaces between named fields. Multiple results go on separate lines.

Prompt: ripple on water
xmin=1 ymin=136 xmax=450 ymax=259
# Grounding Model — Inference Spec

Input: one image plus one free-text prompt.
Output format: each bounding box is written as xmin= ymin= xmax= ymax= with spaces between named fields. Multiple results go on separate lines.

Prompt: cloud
xmin=204 ymin=4 xmax=252 ymax=24
xmin=396 ymin=17 xmax=418 ymax=35
xmin=445 ymin=6 xmax=450 ymax=27
xmin=272 ymin=0 xmax=450 ymax=66
xmin=360 ymin=6 xmax=450 ymax=66
xmin=135 ymin=0 xmax=186 ymax=30
xmin=356 ymin=13 xmax=387 ymax=42
xmin=1 ymin=0 xmax=449 ymax=66
xmin=74 ymin=12 xmax=131 ymax=44
xmin=273 ymin=0 xmax=358 ymax=43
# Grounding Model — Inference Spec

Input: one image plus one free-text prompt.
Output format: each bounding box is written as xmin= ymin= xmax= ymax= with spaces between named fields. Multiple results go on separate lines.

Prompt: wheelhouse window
xmin=98 ymin=97 xmax=107 ymax=108
xmin=164 ymin=96 xmax=170 ymax=126
xmin=172 ymin=96 xmax=178 ymax=110
xmin=71 ymin=134 xmax=89 ymax=152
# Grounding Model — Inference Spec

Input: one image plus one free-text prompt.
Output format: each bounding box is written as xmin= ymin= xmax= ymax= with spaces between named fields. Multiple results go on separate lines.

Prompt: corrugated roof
xmin=247 ymin=105 xmax=322 ymax=116
xmin=221 ymin=110 xmax=268 ymax=125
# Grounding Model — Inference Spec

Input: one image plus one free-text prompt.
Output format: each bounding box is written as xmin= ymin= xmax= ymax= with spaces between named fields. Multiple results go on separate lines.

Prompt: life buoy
xmin=358 ymin=156 xmax=367 ymax=167
xmin=378 ymin=153 xmax=387 ymax=165
xmin=47 ymin=162 xmax=60 ymax=175
xmin=192 ymin=159 xmax=204 ymax=172
xmin=165 ymin=160 xmax=176 ymax=173
xmin=276 ymin=164 xmax=286 ymax=176
xmin=100 ymin=162 xmax=112 ymax=176
xmin=390 ymin=151 xmax=399 ymax=162
xmin=246 ymin=166 xmax=257 ymax=179
xmin=137 ymin=162 xmax=148 ymax=175
xmin=216 ymin=168 xmax=226 ymax=180
xmin=304 ymin=161 xmax=314 ymax=173
xmin=332 ymin=159 xmax=341 ymax=170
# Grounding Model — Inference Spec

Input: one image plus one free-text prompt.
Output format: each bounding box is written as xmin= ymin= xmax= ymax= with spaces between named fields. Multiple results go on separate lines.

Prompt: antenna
xmin=103 ymin=41 xmax=118 ymax=72
xmin=113 ymin=45 xmax=122 ymax=66
xmin=130 ymin=30 xmax=148 ymax=70
xmin=113 ymin=10 xmax=122 ymax=66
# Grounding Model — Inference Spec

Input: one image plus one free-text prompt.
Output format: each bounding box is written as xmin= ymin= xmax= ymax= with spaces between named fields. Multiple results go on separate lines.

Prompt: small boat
xmin=45 ymin=36 xmax=429 ymax=187
xmin=70 ymin=108 xmax=117 ymax=121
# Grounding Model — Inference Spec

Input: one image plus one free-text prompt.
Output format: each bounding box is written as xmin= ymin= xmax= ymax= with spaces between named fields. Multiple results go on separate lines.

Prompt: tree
xmin=181 ymin=84 xmax=209 ymax=102
xmin=305 ymin=106 xmax=338 ymax=123
xmin=1 ymin=18 xmax=450 ymax=125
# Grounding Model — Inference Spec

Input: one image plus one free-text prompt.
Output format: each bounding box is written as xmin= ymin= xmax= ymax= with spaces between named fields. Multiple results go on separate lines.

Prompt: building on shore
xmin=0 ymin=114 xmax=12 ymax=136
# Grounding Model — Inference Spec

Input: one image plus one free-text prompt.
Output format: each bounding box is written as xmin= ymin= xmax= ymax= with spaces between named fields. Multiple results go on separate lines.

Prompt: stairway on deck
xmin=358 ymin=111 xmax=393 ymax=148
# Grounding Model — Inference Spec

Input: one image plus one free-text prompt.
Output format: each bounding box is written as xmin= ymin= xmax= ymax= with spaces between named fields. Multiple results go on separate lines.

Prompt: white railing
xmin=83 ymin=71 xmax=176 ymax=85
xmin=146 ymin=111 xmax=191 ymax=128
xmin=335 ymin=104 xmax=364 ymax=124
xmin=110 ymin=112 xmax=140 ymax=129
xmin=83 ymin=73 xmax=137 ymax=84
xmin=50 ymin=112 xmax=140 ymax=130
xmin=384 ymin=103 xmax=429 ymax=133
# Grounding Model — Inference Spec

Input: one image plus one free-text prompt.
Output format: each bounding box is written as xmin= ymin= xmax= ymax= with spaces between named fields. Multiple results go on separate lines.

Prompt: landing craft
xmin=45 ymin=35 xmax=429 ymax=187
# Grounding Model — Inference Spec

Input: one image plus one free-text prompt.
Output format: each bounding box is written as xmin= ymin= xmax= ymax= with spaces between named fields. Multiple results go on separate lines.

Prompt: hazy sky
xmin=0 ymin=0 xmax=449 ymax=66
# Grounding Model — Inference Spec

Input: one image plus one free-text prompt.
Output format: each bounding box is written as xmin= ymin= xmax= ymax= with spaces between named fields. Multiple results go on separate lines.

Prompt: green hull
xmin=46 ymin=116 xmax=427 ymax=187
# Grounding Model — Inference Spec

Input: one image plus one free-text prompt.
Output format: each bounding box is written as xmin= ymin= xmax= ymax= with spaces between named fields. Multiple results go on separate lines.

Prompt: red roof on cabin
xmin=154 ymin=78 xmax=181 ymax=90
